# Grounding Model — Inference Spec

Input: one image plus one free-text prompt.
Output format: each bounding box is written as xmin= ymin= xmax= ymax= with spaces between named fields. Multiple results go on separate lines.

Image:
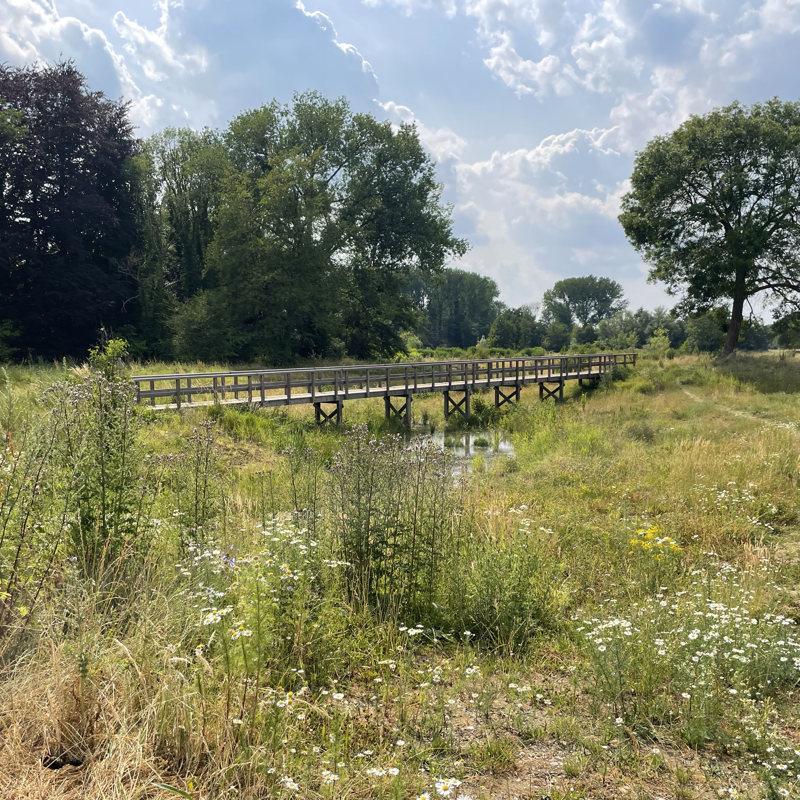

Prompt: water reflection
xmin=422 ymin=429 xmax=514 ymax=472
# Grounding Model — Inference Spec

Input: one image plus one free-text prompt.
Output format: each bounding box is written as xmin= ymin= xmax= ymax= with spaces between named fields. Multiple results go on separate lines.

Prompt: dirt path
xmin=679 ymin=385 xmax=799 ymax=434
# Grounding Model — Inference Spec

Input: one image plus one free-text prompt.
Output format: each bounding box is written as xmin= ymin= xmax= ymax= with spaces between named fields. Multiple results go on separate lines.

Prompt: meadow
xmin=0 ymin=349 xmax=799 ymax=800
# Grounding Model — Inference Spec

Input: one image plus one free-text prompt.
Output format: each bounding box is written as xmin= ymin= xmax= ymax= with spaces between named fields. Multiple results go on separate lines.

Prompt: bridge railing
xmin=131 ymin=352 xmax=636 ymax=409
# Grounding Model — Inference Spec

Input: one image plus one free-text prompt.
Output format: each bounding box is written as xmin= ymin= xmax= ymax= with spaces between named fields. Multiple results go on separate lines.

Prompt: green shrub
xmin=327 ymin=426 xmax=461 ymax=621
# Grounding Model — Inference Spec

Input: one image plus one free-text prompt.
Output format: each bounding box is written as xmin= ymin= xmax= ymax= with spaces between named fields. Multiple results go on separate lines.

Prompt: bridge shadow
xmin=714 ymin=352 xmax=800 ymax=394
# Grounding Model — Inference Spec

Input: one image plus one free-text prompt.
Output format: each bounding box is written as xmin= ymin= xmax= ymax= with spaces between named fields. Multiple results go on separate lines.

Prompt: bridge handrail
xmin=131 ymin=352 xmax=636 ymax=382
xmin=130 ymin=352 xmax=637 ymax=409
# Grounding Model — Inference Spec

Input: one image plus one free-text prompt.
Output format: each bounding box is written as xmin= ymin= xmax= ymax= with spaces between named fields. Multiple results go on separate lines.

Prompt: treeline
xmin=414 ymin=272 xmax=775 ymax=355
xmin=1 ymin=61 xmax=789 ymax=363
xmin=1 ymin=61 xmax=465 ymax=362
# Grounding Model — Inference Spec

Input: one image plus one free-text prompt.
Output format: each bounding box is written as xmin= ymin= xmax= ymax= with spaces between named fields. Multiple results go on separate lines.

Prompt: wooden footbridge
xmin=132 ymin=352 xmax=636 ymax=425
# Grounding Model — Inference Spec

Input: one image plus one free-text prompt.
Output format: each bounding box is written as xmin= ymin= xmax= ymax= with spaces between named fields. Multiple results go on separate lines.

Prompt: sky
xmin=3 ymin=0 xmax=800 ymax=314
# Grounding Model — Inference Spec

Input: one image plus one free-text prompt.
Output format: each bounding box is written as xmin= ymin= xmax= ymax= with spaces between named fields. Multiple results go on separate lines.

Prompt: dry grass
xmin=1 ymin=354 xmax=799 ymax=799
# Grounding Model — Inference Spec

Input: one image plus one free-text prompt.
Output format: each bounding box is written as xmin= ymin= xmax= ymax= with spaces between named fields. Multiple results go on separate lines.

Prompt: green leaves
xmin=620 ymin=98 xmax=800 ymax=353
xmin=165 ymin=92 xmax=466 ymax=363
xmin=542 ymin=276 xmax=626 ymax=328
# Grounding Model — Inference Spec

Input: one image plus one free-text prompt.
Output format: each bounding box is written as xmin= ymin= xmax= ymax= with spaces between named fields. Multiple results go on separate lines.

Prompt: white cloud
xmin=379 ymin=100 xmax=468 ymax=161
xmin=1 ymin=0 xmax=793 ymax=312
xmin=760 ymin=0 xmax=800 ymax=31
xmin=457 ymin=126 xmax=619 ymax=180
xmin=112 ymin=8 xmax=206 ymax=82
xmin=571 ymin=1 xmax=642 ymax=92
xmin=295 ymin=1 xmax=377 ymax=78
xmin=482 ymin=30 xmax=577 ymax=96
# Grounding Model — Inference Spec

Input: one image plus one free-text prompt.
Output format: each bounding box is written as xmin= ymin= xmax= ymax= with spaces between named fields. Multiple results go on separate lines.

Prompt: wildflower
xmin=281 ymin=776 xmax=299 ymax=791
xmin=395 ymin=739 xmax=406 ymax=747
xmin=231 ymin=623 xmax=253 ymax=640
xmin=435 ymin=777 xmax=462 ymax=797
xmin=321 ymin=769 xmax=339 ymax=785
xmin=332 ymin=692 xmax=345 ymax=701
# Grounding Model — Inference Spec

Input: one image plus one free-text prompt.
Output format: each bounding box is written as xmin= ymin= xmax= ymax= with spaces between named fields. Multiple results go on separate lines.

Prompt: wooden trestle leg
xmin=384 ymin=394 xmax=412 ymax=428
xmin=314 ymin=400 xmax=343 ymax=425
xmin=495 ymin=384 xmax=521 ymax=408
xmin=444 ymin=388 xmax=471 ymax=420
xmin=539 ymin=381 xmax=564 ymax=402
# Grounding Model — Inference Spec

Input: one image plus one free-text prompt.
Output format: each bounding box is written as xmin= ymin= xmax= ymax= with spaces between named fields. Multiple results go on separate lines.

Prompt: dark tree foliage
xmin=0 ymin=61 xmax=140 ymax=357
xmin=620 ymin=99 xmax=800 ymax=355
xmin=773 ymin=311 xmax=800 ymax=348
xmin=134 ymin=128 xmax=225 ymax=356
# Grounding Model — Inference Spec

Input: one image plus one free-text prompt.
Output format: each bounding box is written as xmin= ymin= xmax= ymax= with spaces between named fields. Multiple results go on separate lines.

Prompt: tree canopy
xmin=0 ymin=61 xmax=139 ymax=357
xmin=542 ymin=275 xmax=626 ymax=328
xmin=141 ymin=92 xmax=467 ymax=362
xmin=410 ymin=268 xmax=502 ymax=348
xmin=488 ymin=306 xmax=545 ymax=350
xmin=619 ymin=98 xmax=800 ymax=354
xmin=0 ymin=62 xmax=470 ymax=363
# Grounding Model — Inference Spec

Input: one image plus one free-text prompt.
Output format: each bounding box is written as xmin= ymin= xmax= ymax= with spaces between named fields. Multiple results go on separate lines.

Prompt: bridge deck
xmin=132 ymin=353 xmax=636 ymax=413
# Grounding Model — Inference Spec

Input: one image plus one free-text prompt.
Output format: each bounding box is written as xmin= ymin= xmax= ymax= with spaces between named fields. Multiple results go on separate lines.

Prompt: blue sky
xmin=3 ymin=0 xmax=799 ymax=313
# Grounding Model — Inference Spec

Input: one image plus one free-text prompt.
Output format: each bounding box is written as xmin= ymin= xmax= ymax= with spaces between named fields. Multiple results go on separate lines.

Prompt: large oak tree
xmin=619 ymin=99 xmax=800 ymax=354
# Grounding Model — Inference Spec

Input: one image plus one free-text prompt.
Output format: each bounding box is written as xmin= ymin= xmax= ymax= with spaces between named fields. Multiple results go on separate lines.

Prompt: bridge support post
xmin=444 ymin=388 xmax=471 ymax=420
xmin=539 ymin=381 xmax=564 ymax=402
xmin=384 ymin=394 xmax=412 ymax=428
xmin=314 ymin=400 xmax=343 ymax=426
xmin=495 ymin=383 xmax=521 ymax=409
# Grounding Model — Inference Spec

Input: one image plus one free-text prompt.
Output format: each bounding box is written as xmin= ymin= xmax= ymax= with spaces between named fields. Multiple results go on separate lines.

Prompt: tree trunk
xmin=724 ymin=258 xmax=750 ymax=356
xmin=724 ymin=292 xmax=746 ymax=355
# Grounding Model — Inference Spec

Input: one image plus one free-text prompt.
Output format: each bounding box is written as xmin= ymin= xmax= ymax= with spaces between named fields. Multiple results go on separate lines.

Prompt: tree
xmin=684 ymin=311 xmax=726 ymax=353
xmin=542 ymin=275 xmax=626 ymax=328
xmin=487 ymin=306 xmax=544 ymax=349
xmin=336 ymin=110 xmax=467 ymax=358
xmin=619 ymin=99 xmax=800 ymax=355
xmin=176 ymin=92 xmax=467 ymax=363
xmin=412 ymin=268 xmax=503 ymax=348
xmin=596 ymin=311 xmax=639 ymax=350
xmin=0 ymin=61 xmax=140 ymax=357
xmin=543 ymin=320 xmax=571 ymax=352
xmin=773 ymin=311 xmax=800 ymax=348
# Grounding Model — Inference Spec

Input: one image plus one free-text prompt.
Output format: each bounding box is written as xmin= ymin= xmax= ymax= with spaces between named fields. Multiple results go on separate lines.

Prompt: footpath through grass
xmin=0 ymin=352 xmax=799 ymax=800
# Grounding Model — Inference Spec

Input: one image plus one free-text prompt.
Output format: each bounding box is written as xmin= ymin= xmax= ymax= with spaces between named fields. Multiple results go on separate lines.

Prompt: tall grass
xmin=0 ymin=352 xmax=799 ymax=799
